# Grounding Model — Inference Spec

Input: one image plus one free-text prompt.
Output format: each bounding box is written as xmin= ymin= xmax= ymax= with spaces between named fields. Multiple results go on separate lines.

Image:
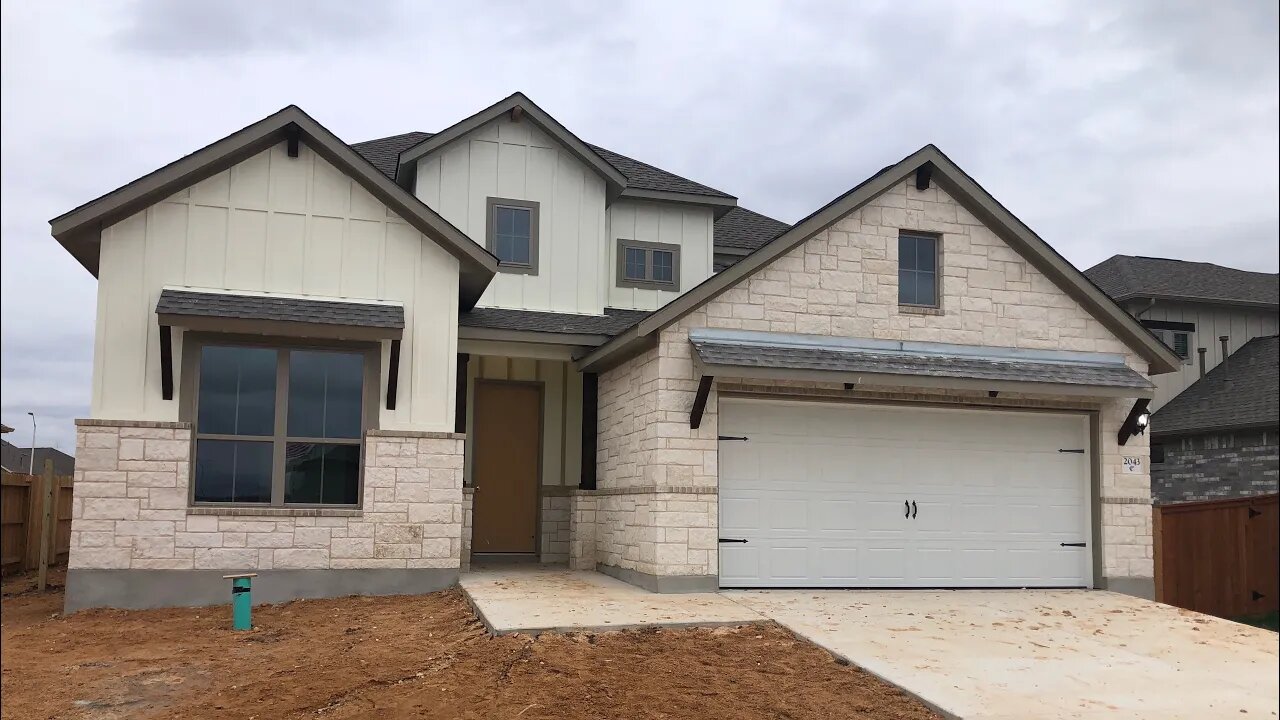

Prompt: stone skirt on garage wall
xmin=65 ymin=421 xmax=465 ymax=611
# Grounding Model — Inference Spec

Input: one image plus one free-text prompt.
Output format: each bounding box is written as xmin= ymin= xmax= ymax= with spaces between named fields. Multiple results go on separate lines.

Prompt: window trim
xmin=1140 ymin=320 xmax=1195 ymax=364
xmin=616 ymin=238 xmax=682 ymax=291
xmin=179 ymin=332 xmax=381 ymax=509
xmin=485 ymin=197 xmax=540 ymax=275
xmin=897 ymin=230 xmax=942 ymax=309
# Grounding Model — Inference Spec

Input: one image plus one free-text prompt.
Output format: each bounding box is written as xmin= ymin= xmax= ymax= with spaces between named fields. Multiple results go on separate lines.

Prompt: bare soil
xmin=1 ymin=572 xmax=937 ymax=720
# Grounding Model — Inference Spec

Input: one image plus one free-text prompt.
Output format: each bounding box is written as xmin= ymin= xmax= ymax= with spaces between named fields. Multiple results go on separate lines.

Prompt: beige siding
xmin=414 ymin=117 xmax=608 ymax=314
xmin=606 ymin=199 xmax=715 ymax=310
xmin=1137 ymin=301 xmax=1279 ymax=410
xmin=91 ymin=140 xmax=461 ymax=432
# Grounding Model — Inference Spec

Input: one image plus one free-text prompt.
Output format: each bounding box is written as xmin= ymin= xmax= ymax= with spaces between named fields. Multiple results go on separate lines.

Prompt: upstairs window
xmin=190 ymin=342 xmax=372 ymax=507
xmin=1141 ymin=321 xmax=1194 ymax=362
xmin=617 ymin=239 xmax=681 ymax=291
xmin=898 ymin=231 xmax=939 ymax=307
xmin=486 ymin=197 xmax=540 ymax=274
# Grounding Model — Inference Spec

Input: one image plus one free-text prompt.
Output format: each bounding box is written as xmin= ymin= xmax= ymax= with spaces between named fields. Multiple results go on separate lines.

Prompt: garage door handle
xmin=1060 ymin=542 xmax=1087 ymax=547
xmin=911 ymin=501 xmax=917 ymax=519
xmin=905 ymin=500 xmax=910 ymax=518
xmin=718 ymin=538 xmax=748 ymax=543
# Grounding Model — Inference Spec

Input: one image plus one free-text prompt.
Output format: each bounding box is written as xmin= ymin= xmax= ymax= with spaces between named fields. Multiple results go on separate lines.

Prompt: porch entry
xmin=471 ymin=380 xmax=541 ymax=554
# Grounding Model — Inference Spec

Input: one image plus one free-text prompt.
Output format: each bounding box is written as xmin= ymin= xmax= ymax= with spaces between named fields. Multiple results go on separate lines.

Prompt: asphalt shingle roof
xmin=459 ymin=307 xmax=651 ymax=337
xmin=0 ymin=440 xmax=75 ymax=476
xmin=156 ymin=289 xmax=404 ymax=329
xmin=1151 ymin=335 xmax=1279 ymax=436
xmin=1084 ymin=255 xmax=1279 ymax=307
xmin=713 ymin=207 xmax=792 ymax=251
xmin=350 ymin=132 xmax=789 ymax=267
xmin=691 ymin=338 xmax=1155 ymax=391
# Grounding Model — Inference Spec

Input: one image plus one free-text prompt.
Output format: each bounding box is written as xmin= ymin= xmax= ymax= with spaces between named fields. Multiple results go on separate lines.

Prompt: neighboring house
xmin=1084 ymin=255 xmax=1279 ymax=412
xmin=1149 ymin=335 xmax=1279 ymax=504
xmin=0 ymin=440 xmax=75 ymax=476
xmin=50 ymin=93 xmax=1181 ymax=612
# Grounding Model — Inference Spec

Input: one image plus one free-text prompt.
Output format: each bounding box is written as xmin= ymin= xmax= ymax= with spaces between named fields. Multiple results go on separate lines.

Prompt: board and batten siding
xmin=414 ymin=116 xmax=608 ymax=315
xmin=1136 ymin=301 xmax=1279 ymax=411
xmin=606 ymin=199 xmax=715 ymax=311
xmin=91 ymin=139 xmax=461 ymax=432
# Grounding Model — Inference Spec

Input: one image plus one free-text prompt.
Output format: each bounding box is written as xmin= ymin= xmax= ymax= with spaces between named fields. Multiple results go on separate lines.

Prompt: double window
xmin=898 ymin=231 xmax=940 ymax=307
xmin=617 ymin=239 xmax=680 ymax=290
xmin=486 ymin=197 xmax=539 ymax=274
xmin=190 ymin=343 xmax=371 ymax=507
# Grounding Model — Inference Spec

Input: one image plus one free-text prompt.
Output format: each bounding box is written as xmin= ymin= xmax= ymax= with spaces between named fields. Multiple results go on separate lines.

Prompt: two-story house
xmin=1084 ymin=256 xmax=1279 ymax=503
xmin=52 ymin=94 xmax=1181 ymax=612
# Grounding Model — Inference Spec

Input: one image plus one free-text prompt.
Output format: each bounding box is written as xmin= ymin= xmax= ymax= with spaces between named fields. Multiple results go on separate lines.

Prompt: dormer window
xmin=486 ymin=197 xmax=539 ymax=274
xmin=617 ymin=239 xmax=681 ymax=291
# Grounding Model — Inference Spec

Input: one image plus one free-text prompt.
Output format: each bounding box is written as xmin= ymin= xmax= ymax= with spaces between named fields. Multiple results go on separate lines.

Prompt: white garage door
xmin=718 ymin=398 xmax=1092 ymax=588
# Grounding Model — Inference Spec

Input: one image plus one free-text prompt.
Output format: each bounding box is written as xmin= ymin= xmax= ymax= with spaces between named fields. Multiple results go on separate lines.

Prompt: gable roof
xmin=1084 ymin=255 xmax=1279 ymax=309
xmin=1152 ymin=335 xmax=1279 ymax=436
xmin=393 ymin=93 xmax=628 ymax=200
xmin=0 ymin=440 xmax=75 ymax=476
xmin=49 ymin=106 xmax=498 ymax=309
xmin=577 ymin=144 xmax=1184 ymax=376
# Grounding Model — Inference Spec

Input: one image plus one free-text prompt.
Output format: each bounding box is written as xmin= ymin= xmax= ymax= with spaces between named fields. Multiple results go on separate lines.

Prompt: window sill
xmin=188 ymin=506 xmax=362 ymax=518
xmin=899 ymin=304 xmax=944 ymax=316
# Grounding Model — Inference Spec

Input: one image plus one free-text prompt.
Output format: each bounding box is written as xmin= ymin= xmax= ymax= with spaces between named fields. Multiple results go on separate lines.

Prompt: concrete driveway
xmin=729 ymin=589 xmax=1279 ymax=719
xmin=462 ymin=569 xmax=1279 ymax=719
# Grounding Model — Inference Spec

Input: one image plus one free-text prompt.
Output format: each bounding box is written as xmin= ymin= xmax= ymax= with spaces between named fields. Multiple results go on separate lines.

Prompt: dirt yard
xmin=1 ymin=571 xmax=937 ymax=720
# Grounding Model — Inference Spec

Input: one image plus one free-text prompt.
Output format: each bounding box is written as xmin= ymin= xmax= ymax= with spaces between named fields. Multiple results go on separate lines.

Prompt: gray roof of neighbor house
xmin=460 ymin=307 xmax=652 ymax=338
xmin=1151 ymin=335 xmax=1279 ymax=436
xmin=156 ymin=289 xmax=405 ymax=329
xmin=0 ymin=440 xmax=75 ymax=476
xmin=1084 ymin=255 xmax=1279 ymax=309
xmin=350 ymin=133 xmax=789 ymax=252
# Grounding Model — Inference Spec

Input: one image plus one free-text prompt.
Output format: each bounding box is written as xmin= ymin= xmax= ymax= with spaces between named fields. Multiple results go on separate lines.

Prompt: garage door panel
xmin=718 ymin=399 xmax=1091 ymax=589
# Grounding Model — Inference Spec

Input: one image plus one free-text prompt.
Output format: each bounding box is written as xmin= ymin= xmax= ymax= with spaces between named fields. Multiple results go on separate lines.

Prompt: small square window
xmin=616 ymin=240 xmax=681 ymax=290
xmin=486 ymin=198 xmax=539 ymax=274
xmin=898 ymin=232 xmax=940 ymax=307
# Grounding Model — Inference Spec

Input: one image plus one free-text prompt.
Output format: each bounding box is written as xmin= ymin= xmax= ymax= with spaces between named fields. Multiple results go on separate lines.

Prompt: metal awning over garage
xmin=689 ymin=328 xmax=1154 ymax=399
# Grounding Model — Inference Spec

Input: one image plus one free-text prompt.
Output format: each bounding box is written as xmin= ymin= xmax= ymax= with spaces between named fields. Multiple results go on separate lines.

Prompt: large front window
xmin=192 ymin=344 xmax=367 ymax=506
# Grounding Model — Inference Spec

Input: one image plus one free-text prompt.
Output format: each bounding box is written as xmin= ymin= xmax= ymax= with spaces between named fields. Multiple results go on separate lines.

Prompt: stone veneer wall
xmin=1153 ymin=430 xmax=1279 ymax=504
xmin=66 ymin=420 xmax=465 ymax=609
xmin=589 ymin=176 xmax=1157 ymax=592
xmin=539 ymin=491 xmax=572 ymax=563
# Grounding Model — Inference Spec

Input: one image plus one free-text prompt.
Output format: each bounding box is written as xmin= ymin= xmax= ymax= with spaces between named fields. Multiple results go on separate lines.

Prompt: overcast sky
xmin=2 ymin=0 xmax=1277 ymax=453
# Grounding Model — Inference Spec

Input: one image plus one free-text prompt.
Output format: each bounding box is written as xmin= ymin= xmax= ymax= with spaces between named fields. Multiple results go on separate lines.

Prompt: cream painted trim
xmin=577 ymin=145 xmax=1182 ymax=375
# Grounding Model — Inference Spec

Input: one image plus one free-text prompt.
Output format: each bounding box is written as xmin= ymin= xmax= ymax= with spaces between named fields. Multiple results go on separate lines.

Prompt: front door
xmin=471 ymin=381 xmax=541 ymax=554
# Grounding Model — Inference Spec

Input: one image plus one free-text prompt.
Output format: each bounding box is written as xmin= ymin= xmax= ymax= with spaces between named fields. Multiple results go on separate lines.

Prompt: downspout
xmin=1134 ymin=298 xmax=1158 ymax=319
xmin=1219 ymin=336 xmax=1230 ymax=378
xmin=1197 ymin=347 xmax=1207 ymax=378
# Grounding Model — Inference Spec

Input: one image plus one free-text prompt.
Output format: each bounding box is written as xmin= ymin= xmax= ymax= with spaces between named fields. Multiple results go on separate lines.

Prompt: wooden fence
xmin=1 ymin=468 xmax=74 ymax=576
xmin=1154 ymin=493 xmax=1279 ymax=620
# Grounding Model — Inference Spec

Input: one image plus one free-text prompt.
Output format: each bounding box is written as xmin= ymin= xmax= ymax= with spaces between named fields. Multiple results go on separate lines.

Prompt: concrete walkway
xmin=460 ymin=567 xmax=1280 ymax=719
xmin=459 ymin=567 xmax=758 ymax=634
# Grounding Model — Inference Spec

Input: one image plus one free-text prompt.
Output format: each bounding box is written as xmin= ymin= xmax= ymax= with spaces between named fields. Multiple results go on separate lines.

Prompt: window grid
xmin=616 ymin=239 xmax=681 ymax=290
xmin=898 ymin=232 xmax=940 ymax=307
xmin=191 ymin=345 xmax=365 ymax=508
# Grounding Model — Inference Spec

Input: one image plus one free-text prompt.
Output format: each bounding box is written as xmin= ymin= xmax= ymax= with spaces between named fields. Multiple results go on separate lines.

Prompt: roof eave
xmin=48 ymin=106 xmax=498 ymax=307
xmin=579 ymin=145 xmax=1184 ymax=375
xmin=1151 ymin=419 xmax=1280 ymax=439
xmin=618 ymin=188 xmax=738 ymax=218
xmin=1114 ymin=293 xmax=1280 ymax=311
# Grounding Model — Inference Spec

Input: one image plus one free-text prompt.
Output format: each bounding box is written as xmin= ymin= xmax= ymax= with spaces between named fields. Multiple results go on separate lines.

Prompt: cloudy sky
xmin=2 ymin=0 xmax=1277 ymax=453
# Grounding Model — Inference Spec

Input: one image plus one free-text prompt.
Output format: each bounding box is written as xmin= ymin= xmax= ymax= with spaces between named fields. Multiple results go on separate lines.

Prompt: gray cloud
xmin=2 ymin=0 xmax=1276 ymax=454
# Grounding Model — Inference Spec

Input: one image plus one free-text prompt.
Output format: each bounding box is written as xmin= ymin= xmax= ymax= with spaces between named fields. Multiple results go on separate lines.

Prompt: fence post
xmin=37 ymin=459 xmax=55 ymax=592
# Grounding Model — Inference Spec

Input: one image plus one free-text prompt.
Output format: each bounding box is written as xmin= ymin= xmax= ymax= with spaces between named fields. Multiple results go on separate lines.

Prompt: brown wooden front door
xmin=471 ymin=381 xmax=541 ymax=554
